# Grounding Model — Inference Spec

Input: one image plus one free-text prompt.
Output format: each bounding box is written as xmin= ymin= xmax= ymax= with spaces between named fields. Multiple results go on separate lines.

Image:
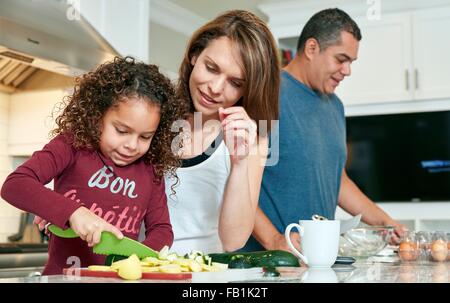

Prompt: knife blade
xmin=47 ymin=224 xmax=158 ymax=259
xmin=340 ymin=214 xmax=362 ymax=235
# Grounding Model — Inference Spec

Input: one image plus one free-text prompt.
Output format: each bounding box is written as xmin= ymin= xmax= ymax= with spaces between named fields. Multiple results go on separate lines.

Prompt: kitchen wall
xmin=8 ymin=89 xmax=65 ymax=156
xmin=0 ymin=91 xmax=19 ymax=243
xmin=149 ymin=21 xmax=189 ymax=79
xmin=0 ymin=88 xmax=66 ymax=242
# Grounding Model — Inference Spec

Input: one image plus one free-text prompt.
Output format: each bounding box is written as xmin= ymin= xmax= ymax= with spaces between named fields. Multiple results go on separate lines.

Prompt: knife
xmin=311 ymin=213 xmax=362 ymax=235
xmin=47 ymin=224 xmax=158 ymax=259
xmin=339 ymin=214 xmax=362 ymax=235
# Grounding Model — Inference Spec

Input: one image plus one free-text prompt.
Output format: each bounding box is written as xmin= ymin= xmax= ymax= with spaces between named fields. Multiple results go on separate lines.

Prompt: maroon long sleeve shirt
xmin=1 ymin=134 xmax=173 ymax=275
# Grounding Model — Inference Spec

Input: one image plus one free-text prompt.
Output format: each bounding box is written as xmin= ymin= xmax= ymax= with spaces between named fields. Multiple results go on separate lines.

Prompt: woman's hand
xmin=69 ymin=207 xmax=124 ymax=247
xmin=219 ymin=106 xmax=257 ymax=164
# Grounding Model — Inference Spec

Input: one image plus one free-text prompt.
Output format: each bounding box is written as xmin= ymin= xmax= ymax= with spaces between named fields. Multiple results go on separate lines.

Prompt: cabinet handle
xmin=405 ymin=69 xmax=409 ymax=90
xmin=415 ymin=69 xmax=419 ymax=90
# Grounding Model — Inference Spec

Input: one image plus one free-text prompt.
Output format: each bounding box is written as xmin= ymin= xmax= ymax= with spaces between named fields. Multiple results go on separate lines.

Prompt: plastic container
xmin=430 ymin=231 xmax=448 ymax=262
xmin=415 ymin=231 xmax=431 ymax=263
xmin=398 ymin=231 xmax=419 ymax=262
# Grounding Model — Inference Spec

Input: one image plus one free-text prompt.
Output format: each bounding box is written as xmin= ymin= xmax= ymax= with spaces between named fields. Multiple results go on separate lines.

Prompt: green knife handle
xmin=48 ymin=224 xmax=79 ymax=238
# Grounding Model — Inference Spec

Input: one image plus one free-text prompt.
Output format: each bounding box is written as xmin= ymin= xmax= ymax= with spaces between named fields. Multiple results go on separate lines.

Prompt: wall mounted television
xmin=345 ymin=110 xmax=450 ymax=202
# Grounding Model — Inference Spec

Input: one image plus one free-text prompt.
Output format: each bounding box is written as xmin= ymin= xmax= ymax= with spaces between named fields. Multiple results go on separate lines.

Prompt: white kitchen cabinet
xmin=271 ymin=5 xmax=450 ymax=106
xmin=335 ymin=13 xmax=413 ymax=105
xmin=79 ymin=0 xmax=150 ymax=62
xmin=339 ymin=6 xmax=450 ymax=105
xmin=412 ymin=7 xmax=450 ymax=100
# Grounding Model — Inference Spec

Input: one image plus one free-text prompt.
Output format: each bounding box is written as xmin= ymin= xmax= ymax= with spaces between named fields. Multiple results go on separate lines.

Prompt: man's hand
xmin=268 ymin=232 xmax=301 ymax=252
xmin=385 ymin=219 xmax=408 ymax=245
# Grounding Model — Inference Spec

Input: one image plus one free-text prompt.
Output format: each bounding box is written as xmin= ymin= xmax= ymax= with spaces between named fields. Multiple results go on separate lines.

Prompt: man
xmin=241 ymin=8 xmax=406 ymax=252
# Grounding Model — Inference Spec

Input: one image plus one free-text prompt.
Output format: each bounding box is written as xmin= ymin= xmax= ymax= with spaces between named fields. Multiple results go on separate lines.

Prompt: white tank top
xmin=165 ymin=141 xmax=230 ymax=255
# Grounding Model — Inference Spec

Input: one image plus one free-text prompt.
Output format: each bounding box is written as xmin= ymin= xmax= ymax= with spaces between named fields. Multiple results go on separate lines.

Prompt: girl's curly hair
xmin=51 ymin=56 xmax=189 ymax=182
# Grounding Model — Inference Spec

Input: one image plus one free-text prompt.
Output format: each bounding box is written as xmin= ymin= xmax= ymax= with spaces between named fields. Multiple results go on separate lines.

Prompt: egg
xmin=430 ymin=240 xmax=448 ymax=262
xmin=447 ymin=242 xmax=450 ymax=261
xmin=398 ymin=241 xmax=418 ymax=261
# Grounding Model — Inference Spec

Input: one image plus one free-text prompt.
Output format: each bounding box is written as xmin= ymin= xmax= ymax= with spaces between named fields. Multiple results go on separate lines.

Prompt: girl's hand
xmin=33 ymin=215 xmax=47 ymax=231
xmin=219 ymin=106 xmax=257 ymax=164
xmin=69 ymin=207 xmax=124 ymax=247
xmin=33 ymin=215 xmax=50 ymax=236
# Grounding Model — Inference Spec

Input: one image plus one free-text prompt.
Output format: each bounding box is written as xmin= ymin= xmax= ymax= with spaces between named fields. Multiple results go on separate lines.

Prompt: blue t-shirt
xmin=241 ymin=71 xmax=347 ymax=251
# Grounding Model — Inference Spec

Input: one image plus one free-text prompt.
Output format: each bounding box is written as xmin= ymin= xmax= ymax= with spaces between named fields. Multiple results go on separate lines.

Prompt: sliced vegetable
xmin=116 ymin=254 xmax=142 ymax=280
xmin=208 ymin=250 xmax=300 ymax=268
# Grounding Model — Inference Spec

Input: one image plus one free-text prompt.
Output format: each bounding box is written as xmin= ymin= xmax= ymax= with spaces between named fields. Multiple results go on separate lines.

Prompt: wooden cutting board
xmin=63 ymin=268 xmax=192 ymax=280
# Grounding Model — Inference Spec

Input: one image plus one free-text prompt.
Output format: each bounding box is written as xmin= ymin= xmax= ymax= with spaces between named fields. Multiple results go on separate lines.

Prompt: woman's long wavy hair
xmin=51 ymin=56 xmax=187 ymax=182
xmin=177 ymin=10 xmax=280 ymax=134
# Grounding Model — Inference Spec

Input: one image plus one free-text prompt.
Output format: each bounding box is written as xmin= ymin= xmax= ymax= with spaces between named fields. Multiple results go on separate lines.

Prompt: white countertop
xmin=0 ymin=260 xmax=448 ymax=283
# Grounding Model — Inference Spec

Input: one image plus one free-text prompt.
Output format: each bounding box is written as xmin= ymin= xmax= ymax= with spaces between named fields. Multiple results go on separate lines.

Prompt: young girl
xmin=1 ymin=57 xmax=186 ymax=275
xmin=166 ymin=10 xmax=280 ymax=254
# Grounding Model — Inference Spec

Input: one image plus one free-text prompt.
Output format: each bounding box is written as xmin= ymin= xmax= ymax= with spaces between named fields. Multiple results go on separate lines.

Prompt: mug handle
xmin=285 ymin=223 xmax=308 ymax=265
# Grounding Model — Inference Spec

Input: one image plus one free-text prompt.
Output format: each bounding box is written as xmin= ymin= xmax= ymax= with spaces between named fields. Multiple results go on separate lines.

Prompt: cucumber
xmin=228 ymin=255 xmax=253 ymax=269
xmin=207 ymin=250 xmax=300 ymax=268
xmin=105 ymin=254 xmax=128 ymax=266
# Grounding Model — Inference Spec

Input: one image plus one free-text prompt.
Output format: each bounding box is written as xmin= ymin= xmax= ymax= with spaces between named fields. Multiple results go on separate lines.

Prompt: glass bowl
xmin=339 ymin=226 xmax=394 ymax=257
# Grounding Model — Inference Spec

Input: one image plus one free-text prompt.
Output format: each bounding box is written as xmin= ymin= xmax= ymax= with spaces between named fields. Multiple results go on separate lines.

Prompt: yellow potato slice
xmin=141 ymin=266 xmax=160 ymax=273
xmin=110 ymin=259 xmax=128 ymax=271
xmin=117 ymin=254 xmax=142 ymax=280
xmin=141 ymin=257 xmax=170 ymax=266
xmin=201 ymin=264 xmax=221 ymax=272
xmin=189 ymin=260 xmax=202 ymax=272
xmin=173 ymin=258 xmax=191 ymax=267
xmin=211 ymin=262 xmax=228 ymax=270
xmin=158 ymin=264 xmax=182 ymax=273
xmin=88 ymin=265 xmax=116 ymax=272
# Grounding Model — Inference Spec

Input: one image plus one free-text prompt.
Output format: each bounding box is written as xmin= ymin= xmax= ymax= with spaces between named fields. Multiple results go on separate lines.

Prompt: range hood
xmin=0 ymin=0 xmax=119 ymax=92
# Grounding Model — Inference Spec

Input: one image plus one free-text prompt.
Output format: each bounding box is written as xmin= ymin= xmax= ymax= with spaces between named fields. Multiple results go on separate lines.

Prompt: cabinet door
xmin=336 ymin=14 xmax=413 ymax=105
xmin=413 ymin=7 xmax=450 ymax=100
xmin=80 ymin=0 xmax=150 ymax=61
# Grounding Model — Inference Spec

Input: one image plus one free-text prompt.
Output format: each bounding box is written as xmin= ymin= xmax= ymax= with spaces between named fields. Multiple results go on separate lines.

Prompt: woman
xmin=167 ymin=10 xmax=280 ymax=254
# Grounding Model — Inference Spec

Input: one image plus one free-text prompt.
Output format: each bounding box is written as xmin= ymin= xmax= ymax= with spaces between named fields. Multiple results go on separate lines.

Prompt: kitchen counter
xmin=0 ymin=260 xmax=448 ymax=283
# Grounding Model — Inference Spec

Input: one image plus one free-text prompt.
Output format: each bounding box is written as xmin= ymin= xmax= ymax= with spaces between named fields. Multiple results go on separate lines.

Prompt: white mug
xmin=285 ymin=220 xmax=340 ymax=268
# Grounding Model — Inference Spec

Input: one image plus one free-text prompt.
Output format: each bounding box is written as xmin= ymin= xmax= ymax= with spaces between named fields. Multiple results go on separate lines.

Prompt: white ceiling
xmin=162 ymin=0 xmax=450 ymax=23
xmin=167 ymin=0 xmax=289 ymax=20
